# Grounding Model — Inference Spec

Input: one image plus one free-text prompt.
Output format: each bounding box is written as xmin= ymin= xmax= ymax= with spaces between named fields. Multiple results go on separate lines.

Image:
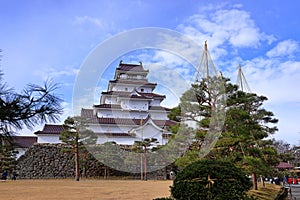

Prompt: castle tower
xmin=81 ymin=61 xmax=176 ymax=145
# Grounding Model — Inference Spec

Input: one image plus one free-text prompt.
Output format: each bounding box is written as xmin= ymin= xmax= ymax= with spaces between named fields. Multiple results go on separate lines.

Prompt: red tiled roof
xmin=93 ymin=104 xmax=170 ymax=112
xmin=93 ymin=104 xmax=121 ymax=109
xmin=81 ymin=109 xmax=99 ymax=123
xmin=109 ymin=79 xmax=157 ymax=87
xmin=34 ymin=124 xmax=64 ymax=135
xmin=149 ymin=106 xmax=171 ymax=111
xmin=276 ymin=162 xmax=293 ymax=169
xmin=101 ymin=91 xmax=165 ymax=99
xmin=117 ymin=63 xmax=148 ymax=72
xmin=98 ymin=118 xmax=145 ymax=125
xmin=81 ymin=108 xmax=177 ymax=126
xmin=153 ymin=119 xmax=177 ymax=126
xmin=11 ymin=136 xmax=37 ymax=148
xmin=140 ymin=92 xmax=166 ymax=99
xmin=103 ymin=132 xmax=134 ymax=137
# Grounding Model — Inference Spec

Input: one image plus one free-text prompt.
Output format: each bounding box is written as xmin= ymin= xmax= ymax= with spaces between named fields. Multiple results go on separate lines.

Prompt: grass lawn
xmin=248 ymin=183 xmax=282 ymax=200
xmin=0 ymin=179 xmax=282 ymax=200
xmin=0 ymin=179 xmax=172 ymax=200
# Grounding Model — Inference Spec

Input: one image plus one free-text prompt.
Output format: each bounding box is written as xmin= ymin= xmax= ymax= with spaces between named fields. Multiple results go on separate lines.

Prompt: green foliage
xmin=175 ymin=150 xmax=200 ymax=169
xmin=59 ymin=116 xmax=97 ymax=181
xmin=89 ymin=141 xmax=124 ymax=177
xmin=0 ymin=139 xmax=18 ymax=173
xmin=0 ymin=71 xmax=62 ymax=173
xmin=0 ymin=72 xmax=63 ymax=133
xmin=59 ymin=116 xmax=97 ymax=147
xmin=172 ymin=77 xmax=279 ymax=179
xmin=170 ymin=159 xmax=252 ymax=200
xmin=168 ymin=106 xmax=181 ymax=122
xmin=132 ymin=138 xmax=158 ymax=152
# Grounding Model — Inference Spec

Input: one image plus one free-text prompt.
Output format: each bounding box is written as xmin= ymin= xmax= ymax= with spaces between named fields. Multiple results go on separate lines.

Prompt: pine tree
xmin=0 ymin=71 xmax=62 ymax=173
xmin=59 ymin=116 xmax=97 ymax=181
xmin=171 ymin=77 xmax=279 ymax=189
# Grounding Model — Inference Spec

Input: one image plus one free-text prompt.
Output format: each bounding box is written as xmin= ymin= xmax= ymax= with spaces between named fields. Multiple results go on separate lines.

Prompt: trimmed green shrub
xmin=170 ymin=159 xmax=252 ymax=200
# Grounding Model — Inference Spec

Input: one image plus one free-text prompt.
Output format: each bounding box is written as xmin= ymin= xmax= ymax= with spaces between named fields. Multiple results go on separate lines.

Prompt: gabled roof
xmin=149 ymin=106 xmax=171 ymax=112
xmin=11 ymin=136 xmax=37 ymax=148
xmin=93 ymin=104 xmax=171 ymax=112
xmin=129 ymin=116 xmax=163 ymax=134
xmin=109 ymin=79 xmax=157 ymax=87
xmin=101 ymin=91 xmax=165 ymax=99
xmin=276 ymin=162 xmax=293 ymax=169
xmin=34 ymin=124 xmax=64 ymax=135
xmin=93 ymin=104 xmax=122 ymax=109
xmin=81 ymin=108 xmax=177 ymax=126
xmin=117 ymin=62 xmax=148 ymax=72
xmin=103 ymin=132 xmax=135 ymax=137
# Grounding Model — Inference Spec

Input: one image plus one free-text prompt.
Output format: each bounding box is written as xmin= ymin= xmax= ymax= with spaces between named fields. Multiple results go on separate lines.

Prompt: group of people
xmin=1 ymin=171 xmax=17 ymax=180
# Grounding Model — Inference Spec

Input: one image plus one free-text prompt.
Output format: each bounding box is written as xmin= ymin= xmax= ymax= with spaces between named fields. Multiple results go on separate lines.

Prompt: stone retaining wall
xmin=16 ymin=143 xmax=103 ymax=179
xmin=16 ymin=143 xmax=173 ymax=179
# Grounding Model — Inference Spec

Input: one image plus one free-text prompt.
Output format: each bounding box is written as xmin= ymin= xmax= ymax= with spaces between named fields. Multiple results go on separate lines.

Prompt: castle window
xmin=141 ymin=88 xmax=144 ymax=92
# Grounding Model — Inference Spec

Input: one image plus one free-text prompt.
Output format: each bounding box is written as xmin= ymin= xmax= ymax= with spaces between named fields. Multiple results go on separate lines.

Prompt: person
xmin=1 ymin=171 xmax=8 ymax=180
xmin=12 ymin=172 xmax=17 ymax=180
xmin=283 ymin=176 xmax=287 ymax=185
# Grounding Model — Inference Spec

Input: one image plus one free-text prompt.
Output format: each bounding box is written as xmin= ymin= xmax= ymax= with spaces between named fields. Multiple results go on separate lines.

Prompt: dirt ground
xmin=0 ymin=179 xmax=173 ymax=200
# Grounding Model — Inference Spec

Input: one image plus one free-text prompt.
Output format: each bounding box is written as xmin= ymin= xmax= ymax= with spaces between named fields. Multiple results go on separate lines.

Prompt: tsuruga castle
xmin=35 ymin=61 xmax=176 ymax=145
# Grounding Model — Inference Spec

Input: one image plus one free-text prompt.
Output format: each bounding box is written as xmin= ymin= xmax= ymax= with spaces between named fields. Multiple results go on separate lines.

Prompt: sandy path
xmin=0 ymin=179 xmax=172 ymax=200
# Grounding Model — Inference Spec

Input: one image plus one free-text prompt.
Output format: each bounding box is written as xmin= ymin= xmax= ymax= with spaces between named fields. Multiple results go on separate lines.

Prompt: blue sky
xmin=1 ymin=0 xmax=300 ymax=145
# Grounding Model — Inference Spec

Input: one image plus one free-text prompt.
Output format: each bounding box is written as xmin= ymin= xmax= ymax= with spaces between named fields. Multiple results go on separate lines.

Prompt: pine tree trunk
xmin=252 ymin=172 xmax=257 ymax=190
xmin=260 ymin=175 xmax=265 ymax=187
xmin=75 ymin=132 xmax=80 ymax=181
xmin=144 ymin=146 xmax=147 ymax=181
xmin=140 ymin=153 xmax=143 ymax=180
xmin=104 ymin=166 xmax=109 ymax=179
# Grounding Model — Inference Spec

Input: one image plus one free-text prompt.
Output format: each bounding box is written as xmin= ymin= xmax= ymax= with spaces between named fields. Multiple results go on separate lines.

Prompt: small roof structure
xmin=34 ymin=124 xmax=64 ymax=135
xmin=11 ymin=136 xmax=37 ymax=148
xmin=276 ymin=162 xmax=293 ymax=169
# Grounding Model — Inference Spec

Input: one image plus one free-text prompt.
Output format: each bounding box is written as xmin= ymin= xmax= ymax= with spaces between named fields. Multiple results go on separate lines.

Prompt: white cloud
xmin=33 ymin=65 xmax=79 ymax=80
xmin=266 ymin=39 xmax=299 ymax=58
xmin=73 ymin=16 xmax=105 ymax=29
xmin=173 ymin=4 xmax=300 ymax=145
xmin=178 ymin=5 xmax=276 ymax=57
xmin=60 ymin=101 xmax=74 ymax=120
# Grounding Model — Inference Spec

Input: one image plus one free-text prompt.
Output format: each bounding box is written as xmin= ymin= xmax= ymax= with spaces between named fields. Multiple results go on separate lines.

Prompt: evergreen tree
xmin=132 ymin=138 xmax=158 ymax=180
xmin=91 ymin=141 xmax=123 ymax=179
xmin=171 ymin=77 xmax=279 ymax=189
xmin=0 ymin=138 xmax=18 ymax=175
xmin=0 ymin=72 xmax=63 ymax=134
xmin=0 ymin=71 xmax=62 ymax=173
xmin=59 ymin=116 xmax=97 ymax=181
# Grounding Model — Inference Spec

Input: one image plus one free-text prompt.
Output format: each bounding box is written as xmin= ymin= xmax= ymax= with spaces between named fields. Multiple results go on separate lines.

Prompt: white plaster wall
xmin=104 ymin=97 xmax=118 ymax=104
xmin=128 ymin=111 xmax=148 ymax=119
xmin=149 ymin=111 xmax=168 ymax=120
xmin=150 ymin=99 xmax=161 ymax=106
xmin=113 ymin=84 xmax=153 ymax=93
xmin=120 ymin=99 xmax=129 ymax=109
xmin=134 ymin=123 xmax=162 ymax=139
xmin=88 ymin=124 xmax=136 ymax=133
xmin=97 ymin=109 xmax=149 ymax=119
xmin=113 ymin=85 xmax=134 ymax=92
xmin=96 ymin=136 xmax=135 ymax=145
xmin=128 ymin=100 xmax=148 ymax=111
xmin=136 ymin=86 xmax=153 ymax=93
xmin=37 ymin=135 xmax=61 ymax=143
